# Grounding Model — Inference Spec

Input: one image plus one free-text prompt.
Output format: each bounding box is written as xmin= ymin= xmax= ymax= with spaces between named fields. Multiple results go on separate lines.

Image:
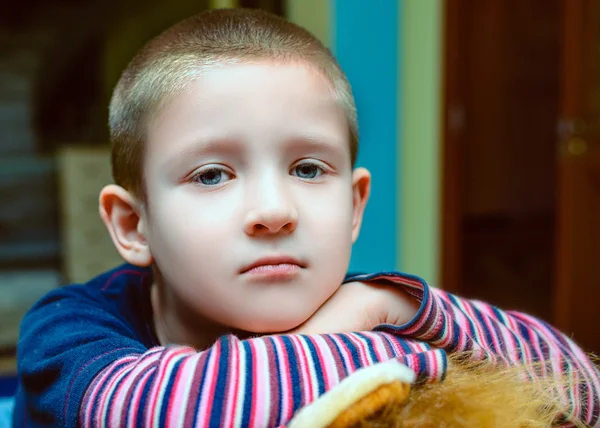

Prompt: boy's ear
xmin=99 ymin=184 xmax=153 ymax=267
xmin=351 ymin=167 xmax=371 ymax=243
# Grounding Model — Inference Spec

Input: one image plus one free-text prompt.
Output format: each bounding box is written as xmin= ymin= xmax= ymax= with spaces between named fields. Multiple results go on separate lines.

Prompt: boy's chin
xmin=232 ymin=312 xmax=312 ymax=335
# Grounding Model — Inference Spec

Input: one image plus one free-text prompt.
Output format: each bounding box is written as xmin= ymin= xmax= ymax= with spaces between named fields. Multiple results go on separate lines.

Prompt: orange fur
xmin=355 ymin=353 xmax=594 ymax=428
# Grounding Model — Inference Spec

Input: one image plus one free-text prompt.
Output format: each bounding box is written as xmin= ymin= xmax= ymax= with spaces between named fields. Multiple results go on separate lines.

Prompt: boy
xmin=14 ymin=8 xmax=599 ymax=427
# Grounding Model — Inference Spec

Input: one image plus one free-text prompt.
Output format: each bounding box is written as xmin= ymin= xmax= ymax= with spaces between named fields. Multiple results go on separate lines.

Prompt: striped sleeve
xmin=358 ymin=272 xmax=600 ymax=427
xmin=80 ymin=332 xmax=446 ymax=427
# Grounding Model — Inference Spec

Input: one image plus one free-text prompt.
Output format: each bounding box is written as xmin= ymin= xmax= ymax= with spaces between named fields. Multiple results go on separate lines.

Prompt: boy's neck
xmin=150 ymin=280 xmax=252 ymax=350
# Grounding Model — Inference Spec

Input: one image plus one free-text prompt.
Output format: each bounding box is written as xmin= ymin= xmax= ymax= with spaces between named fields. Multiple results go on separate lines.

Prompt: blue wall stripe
xmin=333 ymin=0 xmax=400 ymax=272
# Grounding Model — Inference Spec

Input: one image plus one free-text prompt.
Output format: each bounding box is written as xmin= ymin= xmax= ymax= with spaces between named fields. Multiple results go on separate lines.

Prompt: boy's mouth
xmin=240 ymin=256 xmax=306 ymax=276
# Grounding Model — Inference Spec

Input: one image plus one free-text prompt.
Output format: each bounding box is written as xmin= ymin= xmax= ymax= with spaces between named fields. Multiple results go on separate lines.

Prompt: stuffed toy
xmin=288 ymin=353 xmax=589 ymax=428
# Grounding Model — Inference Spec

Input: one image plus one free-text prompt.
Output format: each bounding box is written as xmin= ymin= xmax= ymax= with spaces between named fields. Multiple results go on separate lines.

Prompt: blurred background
xmin=0 ymin=0 xmax=598 ymax=393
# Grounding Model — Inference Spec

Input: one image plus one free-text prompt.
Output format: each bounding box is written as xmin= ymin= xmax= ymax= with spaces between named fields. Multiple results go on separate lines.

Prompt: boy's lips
xmin=239 ymin=256 xmax=306 ymax=275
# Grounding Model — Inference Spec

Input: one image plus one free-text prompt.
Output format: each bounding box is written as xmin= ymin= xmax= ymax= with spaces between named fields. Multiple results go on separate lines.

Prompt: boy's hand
xmin=291 ymin=281 xmax=420 ymax=335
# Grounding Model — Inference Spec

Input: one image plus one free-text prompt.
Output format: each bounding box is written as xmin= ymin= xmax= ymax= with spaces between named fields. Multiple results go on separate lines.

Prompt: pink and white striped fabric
xmin=80 ymin=272 xmax=600 ymax=427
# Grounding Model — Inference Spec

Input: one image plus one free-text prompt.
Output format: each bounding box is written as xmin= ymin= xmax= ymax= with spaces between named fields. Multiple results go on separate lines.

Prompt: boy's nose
xmin=244 ymin=208 xmax=298 ymax=236
xmin=244 ymin=173 xmax=299 ymax=236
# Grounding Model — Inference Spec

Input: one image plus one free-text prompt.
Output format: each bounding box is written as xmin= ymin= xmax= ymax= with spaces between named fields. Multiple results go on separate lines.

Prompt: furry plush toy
xmin=288 ymin=353 xmax=589 ymax=428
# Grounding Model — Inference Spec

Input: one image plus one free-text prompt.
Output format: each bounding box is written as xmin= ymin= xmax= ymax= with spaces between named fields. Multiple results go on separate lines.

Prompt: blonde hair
xmin=109 ymin=8 xmax=358 ymax=199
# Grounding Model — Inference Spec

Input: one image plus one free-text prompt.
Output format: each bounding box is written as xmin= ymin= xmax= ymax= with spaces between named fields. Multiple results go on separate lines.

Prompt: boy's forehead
xmin=180 ymin=60 xmax=337 ymax=102
xmin=149 ymin=61 xmax=344 ymax=132
xmin=143 ymin=61 xmax=350 ymax=167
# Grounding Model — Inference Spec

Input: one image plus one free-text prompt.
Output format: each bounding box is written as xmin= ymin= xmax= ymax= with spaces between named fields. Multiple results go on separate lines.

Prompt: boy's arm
xmin=350 ymin=272 xmax=600 ymax=427
xmin=79 ymin=333 xmax=444 ymax=428
xmin=14 ymin=286 xmax=445 ymax=428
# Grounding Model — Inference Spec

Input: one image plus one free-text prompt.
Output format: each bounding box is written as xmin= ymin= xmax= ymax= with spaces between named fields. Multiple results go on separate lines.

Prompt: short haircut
xmin=109 ymin=8 xmax=358 ymax=199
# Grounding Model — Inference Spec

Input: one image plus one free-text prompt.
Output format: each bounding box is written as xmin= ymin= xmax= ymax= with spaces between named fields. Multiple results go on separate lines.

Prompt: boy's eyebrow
xmin=162 ymin=138 xmax=243 ymax=169
xmin=283 ymin=134 xmax=348 ymax=156
xmin=160 ymin=133 xmax=349 ymax=171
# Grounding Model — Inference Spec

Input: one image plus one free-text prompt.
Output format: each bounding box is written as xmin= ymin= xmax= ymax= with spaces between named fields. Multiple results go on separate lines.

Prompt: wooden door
xmin=554 ymin=0 xmax=600 ymax=354
xmin=441 ymin=0 xmax=561 ymax=320
xmin=441 ymin=0 xmax=600 ymax=354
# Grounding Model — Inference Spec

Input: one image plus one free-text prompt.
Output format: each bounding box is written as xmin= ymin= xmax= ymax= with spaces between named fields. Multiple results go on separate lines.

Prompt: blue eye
xmin=192 ymin=167 xmax=233 ymax=186
xmin=292 ymin=162 xmax=325 ymax=179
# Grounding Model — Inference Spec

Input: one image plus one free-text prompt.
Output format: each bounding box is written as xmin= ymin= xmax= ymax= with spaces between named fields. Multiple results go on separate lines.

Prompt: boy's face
xmin=138 ymin=60 xmax=370 ymax=333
